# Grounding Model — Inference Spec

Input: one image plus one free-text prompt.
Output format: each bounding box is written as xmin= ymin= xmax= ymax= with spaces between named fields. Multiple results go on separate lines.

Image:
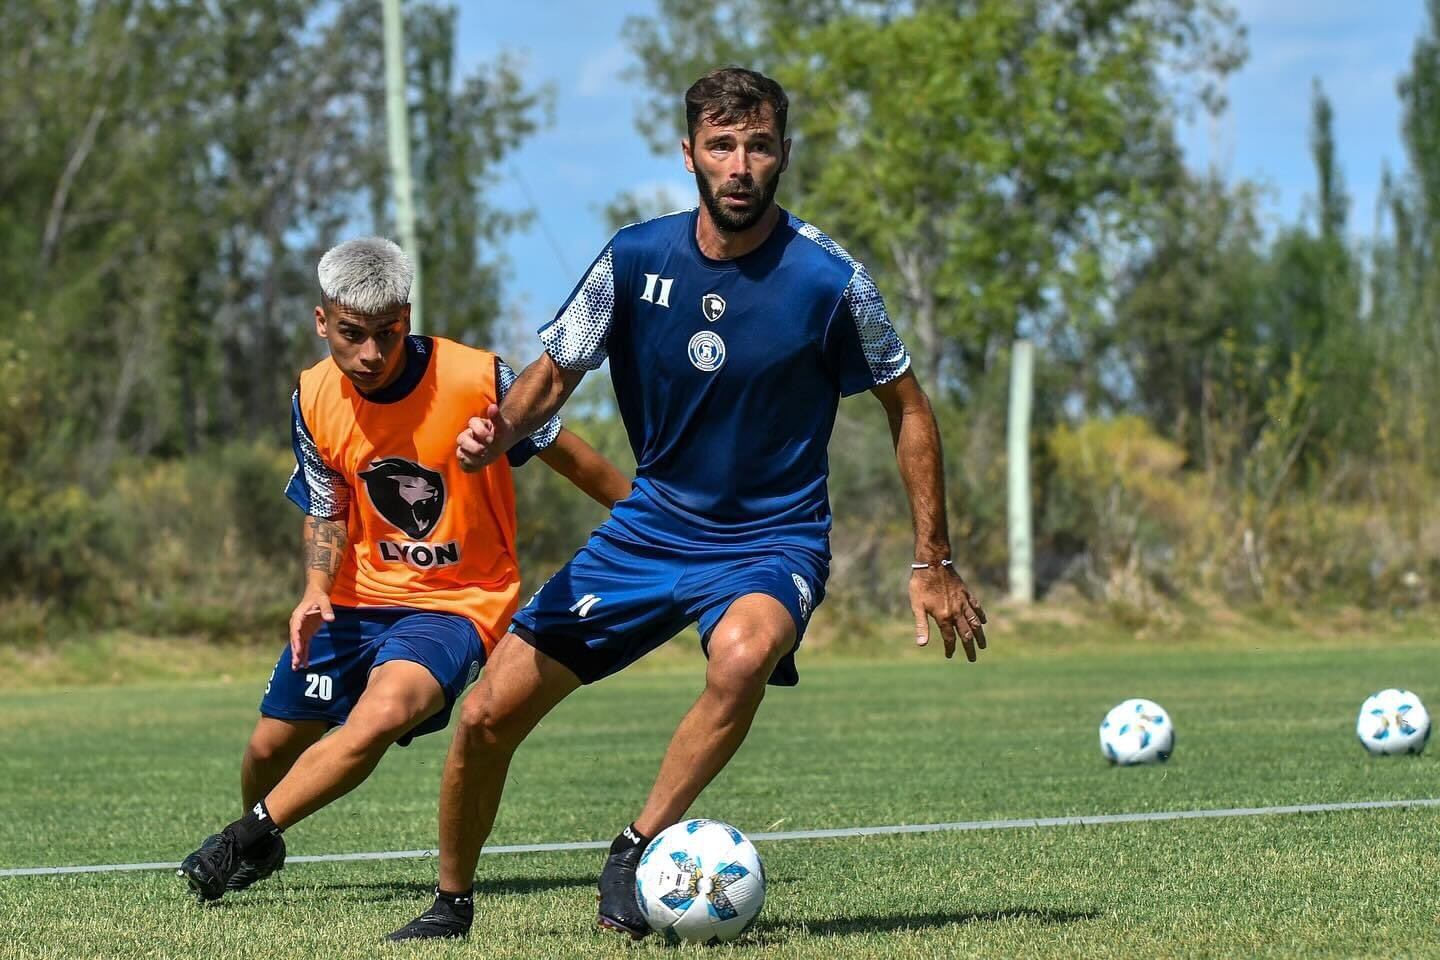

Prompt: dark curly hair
xmin=685 ymin=67 xmax=789 ymax=141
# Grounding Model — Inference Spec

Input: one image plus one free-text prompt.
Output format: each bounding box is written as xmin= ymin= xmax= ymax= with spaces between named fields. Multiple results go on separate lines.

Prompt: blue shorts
xmin=259 ymin=607 xmax=485 ymax=746
xmin=510 ymin=525 xmax=828 ymax=686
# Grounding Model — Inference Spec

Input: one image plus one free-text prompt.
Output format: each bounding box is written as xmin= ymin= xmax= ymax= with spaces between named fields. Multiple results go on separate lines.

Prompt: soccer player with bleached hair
xmin=176 ymin=237 xmax=631 ymax=901
xmin=387 ymin=68 xmax=986 ymax=941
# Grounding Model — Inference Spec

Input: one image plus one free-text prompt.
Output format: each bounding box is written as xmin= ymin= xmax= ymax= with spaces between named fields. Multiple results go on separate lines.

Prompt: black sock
xmin=225 ymin=800 xmax=284 ymax=853
xmin=609 ymin=823 xmax=652 ymax=856
xmin=245 ymin=830 xmax=281 ymax=857
xmin=433 ymin=887 xmax=475 ymax=922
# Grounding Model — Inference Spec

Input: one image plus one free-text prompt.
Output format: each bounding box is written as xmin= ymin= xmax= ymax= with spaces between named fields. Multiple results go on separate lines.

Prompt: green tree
xmin=1105 ymin=172 xmax=1267 ymax=466
xmin=1257 ymin=80 xmax=1365 ymax=460
xmin=1391 ymin=0 xmax=1440 ymax=383
xmin=0 ymin=0 xmax=546 ymax=623
xmin=406 ymin=13 xmax=549 ymax=342
xmin=0 ymin=0 xmax=545 ymax=476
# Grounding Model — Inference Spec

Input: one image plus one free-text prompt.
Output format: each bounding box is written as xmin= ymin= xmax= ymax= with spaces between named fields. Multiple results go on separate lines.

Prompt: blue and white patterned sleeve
xmin=538 ymin=243 xmax=615 ymax=370
xmin=497 ymin=358 xmax=563 ymax=468
xmin=284 ymin=387 xmax=350 ymax=520
xmin=824 ymin=265 xmax=912 ymax=397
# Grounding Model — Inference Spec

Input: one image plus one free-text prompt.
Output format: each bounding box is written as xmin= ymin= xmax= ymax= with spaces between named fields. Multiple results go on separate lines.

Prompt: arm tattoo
xmin=303 ymin=516 xmax=347 ymax=577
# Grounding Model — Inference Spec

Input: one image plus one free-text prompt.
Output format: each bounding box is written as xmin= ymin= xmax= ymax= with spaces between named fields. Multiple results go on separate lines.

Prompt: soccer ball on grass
xmin=634 ymin=818 xmax=765 ymax=943
xmin=1099 ymin=698 xmax=1175 ymax=765
xmin=1356 ymin=688 xmax=1430 ymax=756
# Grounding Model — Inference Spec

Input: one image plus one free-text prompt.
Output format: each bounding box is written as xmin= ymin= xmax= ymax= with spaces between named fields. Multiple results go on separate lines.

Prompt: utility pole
xmin=383 ymin=0 xmax=423 ymax=332
xmin=1007 ymin=339 xmax=1035 ymax=604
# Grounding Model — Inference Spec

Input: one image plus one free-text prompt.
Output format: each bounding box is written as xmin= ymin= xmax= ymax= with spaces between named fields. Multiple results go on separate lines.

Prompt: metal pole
xmin=1007 ymin=339 xmax=1035 ymax=604
xmin=383 ymin=0 xmax=423 ymax=333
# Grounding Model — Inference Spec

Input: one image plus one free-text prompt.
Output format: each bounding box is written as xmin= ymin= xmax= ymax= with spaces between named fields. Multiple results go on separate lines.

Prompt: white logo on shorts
xmin=569 ymin=594 xmax=603 ymax=618
xmin=688 ymin=331 xmax=726 ymax=372
xmin=465 ymin=660 xmax=481 ymax=687
xmin=792 ymin=573 xmax=813 ymax=620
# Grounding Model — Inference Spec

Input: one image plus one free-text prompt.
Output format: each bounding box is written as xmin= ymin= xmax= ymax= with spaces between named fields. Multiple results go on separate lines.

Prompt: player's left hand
xmin=909 ymin=564 xmax=987 ymax=662
xmin=456 ymin=403 xmax=513 ymax=472
xmin=289 ymin=586 xmax=335 ymax=670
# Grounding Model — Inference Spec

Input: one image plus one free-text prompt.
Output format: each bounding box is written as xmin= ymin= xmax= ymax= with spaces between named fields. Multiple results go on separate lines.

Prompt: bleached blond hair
xmin=317 ymin=237 xmax=413 ymax=314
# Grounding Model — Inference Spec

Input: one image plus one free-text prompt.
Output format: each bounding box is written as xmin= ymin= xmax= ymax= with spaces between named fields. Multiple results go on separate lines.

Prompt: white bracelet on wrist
xmin=911 ymin=559 xmax=954 ymax=570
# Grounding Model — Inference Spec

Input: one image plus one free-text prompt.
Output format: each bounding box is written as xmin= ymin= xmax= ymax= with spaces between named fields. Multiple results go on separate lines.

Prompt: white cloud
xmin=576 ymin=43 xmax=630 ymax=97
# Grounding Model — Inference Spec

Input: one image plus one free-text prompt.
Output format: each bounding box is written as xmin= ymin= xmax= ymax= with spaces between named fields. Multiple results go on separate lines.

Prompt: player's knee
xmin=245 ymin=727 xmax=299 ymax=768
xmin=349 ymin=698 xmax=426 ymax=749
xmin=707 ymin=625 xmax=789 ymax=695
xmin=243 ymin=735 xmax=284 ymax=769
xmin=456 ymin=697 xmax=523 ymax=752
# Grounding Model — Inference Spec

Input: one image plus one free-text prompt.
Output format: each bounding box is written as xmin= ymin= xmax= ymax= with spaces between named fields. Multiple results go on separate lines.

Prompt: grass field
xmin=2 ymin=625 xmax=1439 ymax=958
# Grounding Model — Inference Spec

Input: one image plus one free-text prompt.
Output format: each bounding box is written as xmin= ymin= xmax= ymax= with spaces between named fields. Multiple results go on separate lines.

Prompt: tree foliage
xmin=0 ymin=0 xmax=545 ymax=631
xmin=0 ymin=0 xmax=543 ymax=478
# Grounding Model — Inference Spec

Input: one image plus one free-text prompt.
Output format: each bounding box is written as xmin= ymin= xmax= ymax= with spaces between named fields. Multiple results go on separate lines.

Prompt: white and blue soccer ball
xmin=1099 ymin=698 xmax=1175 ymax=765
xmin=1356 ymin=688 xmax=1431 ymax=756
xmin=634 ymin=818 xmax=765 ymax=943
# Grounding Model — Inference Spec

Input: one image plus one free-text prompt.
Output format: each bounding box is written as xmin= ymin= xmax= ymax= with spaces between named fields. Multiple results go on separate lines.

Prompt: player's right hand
xmin=456 ymin=404 xmax=510 ymax=472
xmin=289 ymin=587 xmax=335 ymax=670
xmin=909 ymin=565 xmax=987 ymax=663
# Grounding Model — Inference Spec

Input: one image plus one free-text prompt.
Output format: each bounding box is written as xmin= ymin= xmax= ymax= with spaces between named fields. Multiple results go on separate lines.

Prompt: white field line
xmin=4 ymin=797 xmax=1439 ymax=879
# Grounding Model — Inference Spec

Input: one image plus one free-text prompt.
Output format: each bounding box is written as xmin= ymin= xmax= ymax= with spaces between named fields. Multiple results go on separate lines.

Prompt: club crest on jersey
xmin=701 ymin=292 xmax=726 ymax=323
xmin=359 ymin=457 xmax=445 ymax=538
xmin=688 ymin=330 xmax=726 ymax=372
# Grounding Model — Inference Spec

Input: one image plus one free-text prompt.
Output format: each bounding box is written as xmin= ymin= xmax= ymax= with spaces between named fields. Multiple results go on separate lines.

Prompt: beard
xmin=695 ymin=164 xmax=782 ymax=233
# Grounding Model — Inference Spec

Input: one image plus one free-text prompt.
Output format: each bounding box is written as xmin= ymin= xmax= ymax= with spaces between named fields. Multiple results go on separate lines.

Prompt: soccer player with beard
xmin=175 ymin=237 xmax=631 ymax=902
xmin=387 ymin=67 xmax=987 ymax=942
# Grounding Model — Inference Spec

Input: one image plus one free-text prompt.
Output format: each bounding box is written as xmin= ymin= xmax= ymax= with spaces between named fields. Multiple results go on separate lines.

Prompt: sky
xmin=455 ymin=0 xmax=1431 ymax=336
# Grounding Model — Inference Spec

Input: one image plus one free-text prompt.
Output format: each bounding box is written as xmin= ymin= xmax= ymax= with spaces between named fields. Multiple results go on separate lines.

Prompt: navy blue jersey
xmin=539 ymin=209 xmax=909 ymax=539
